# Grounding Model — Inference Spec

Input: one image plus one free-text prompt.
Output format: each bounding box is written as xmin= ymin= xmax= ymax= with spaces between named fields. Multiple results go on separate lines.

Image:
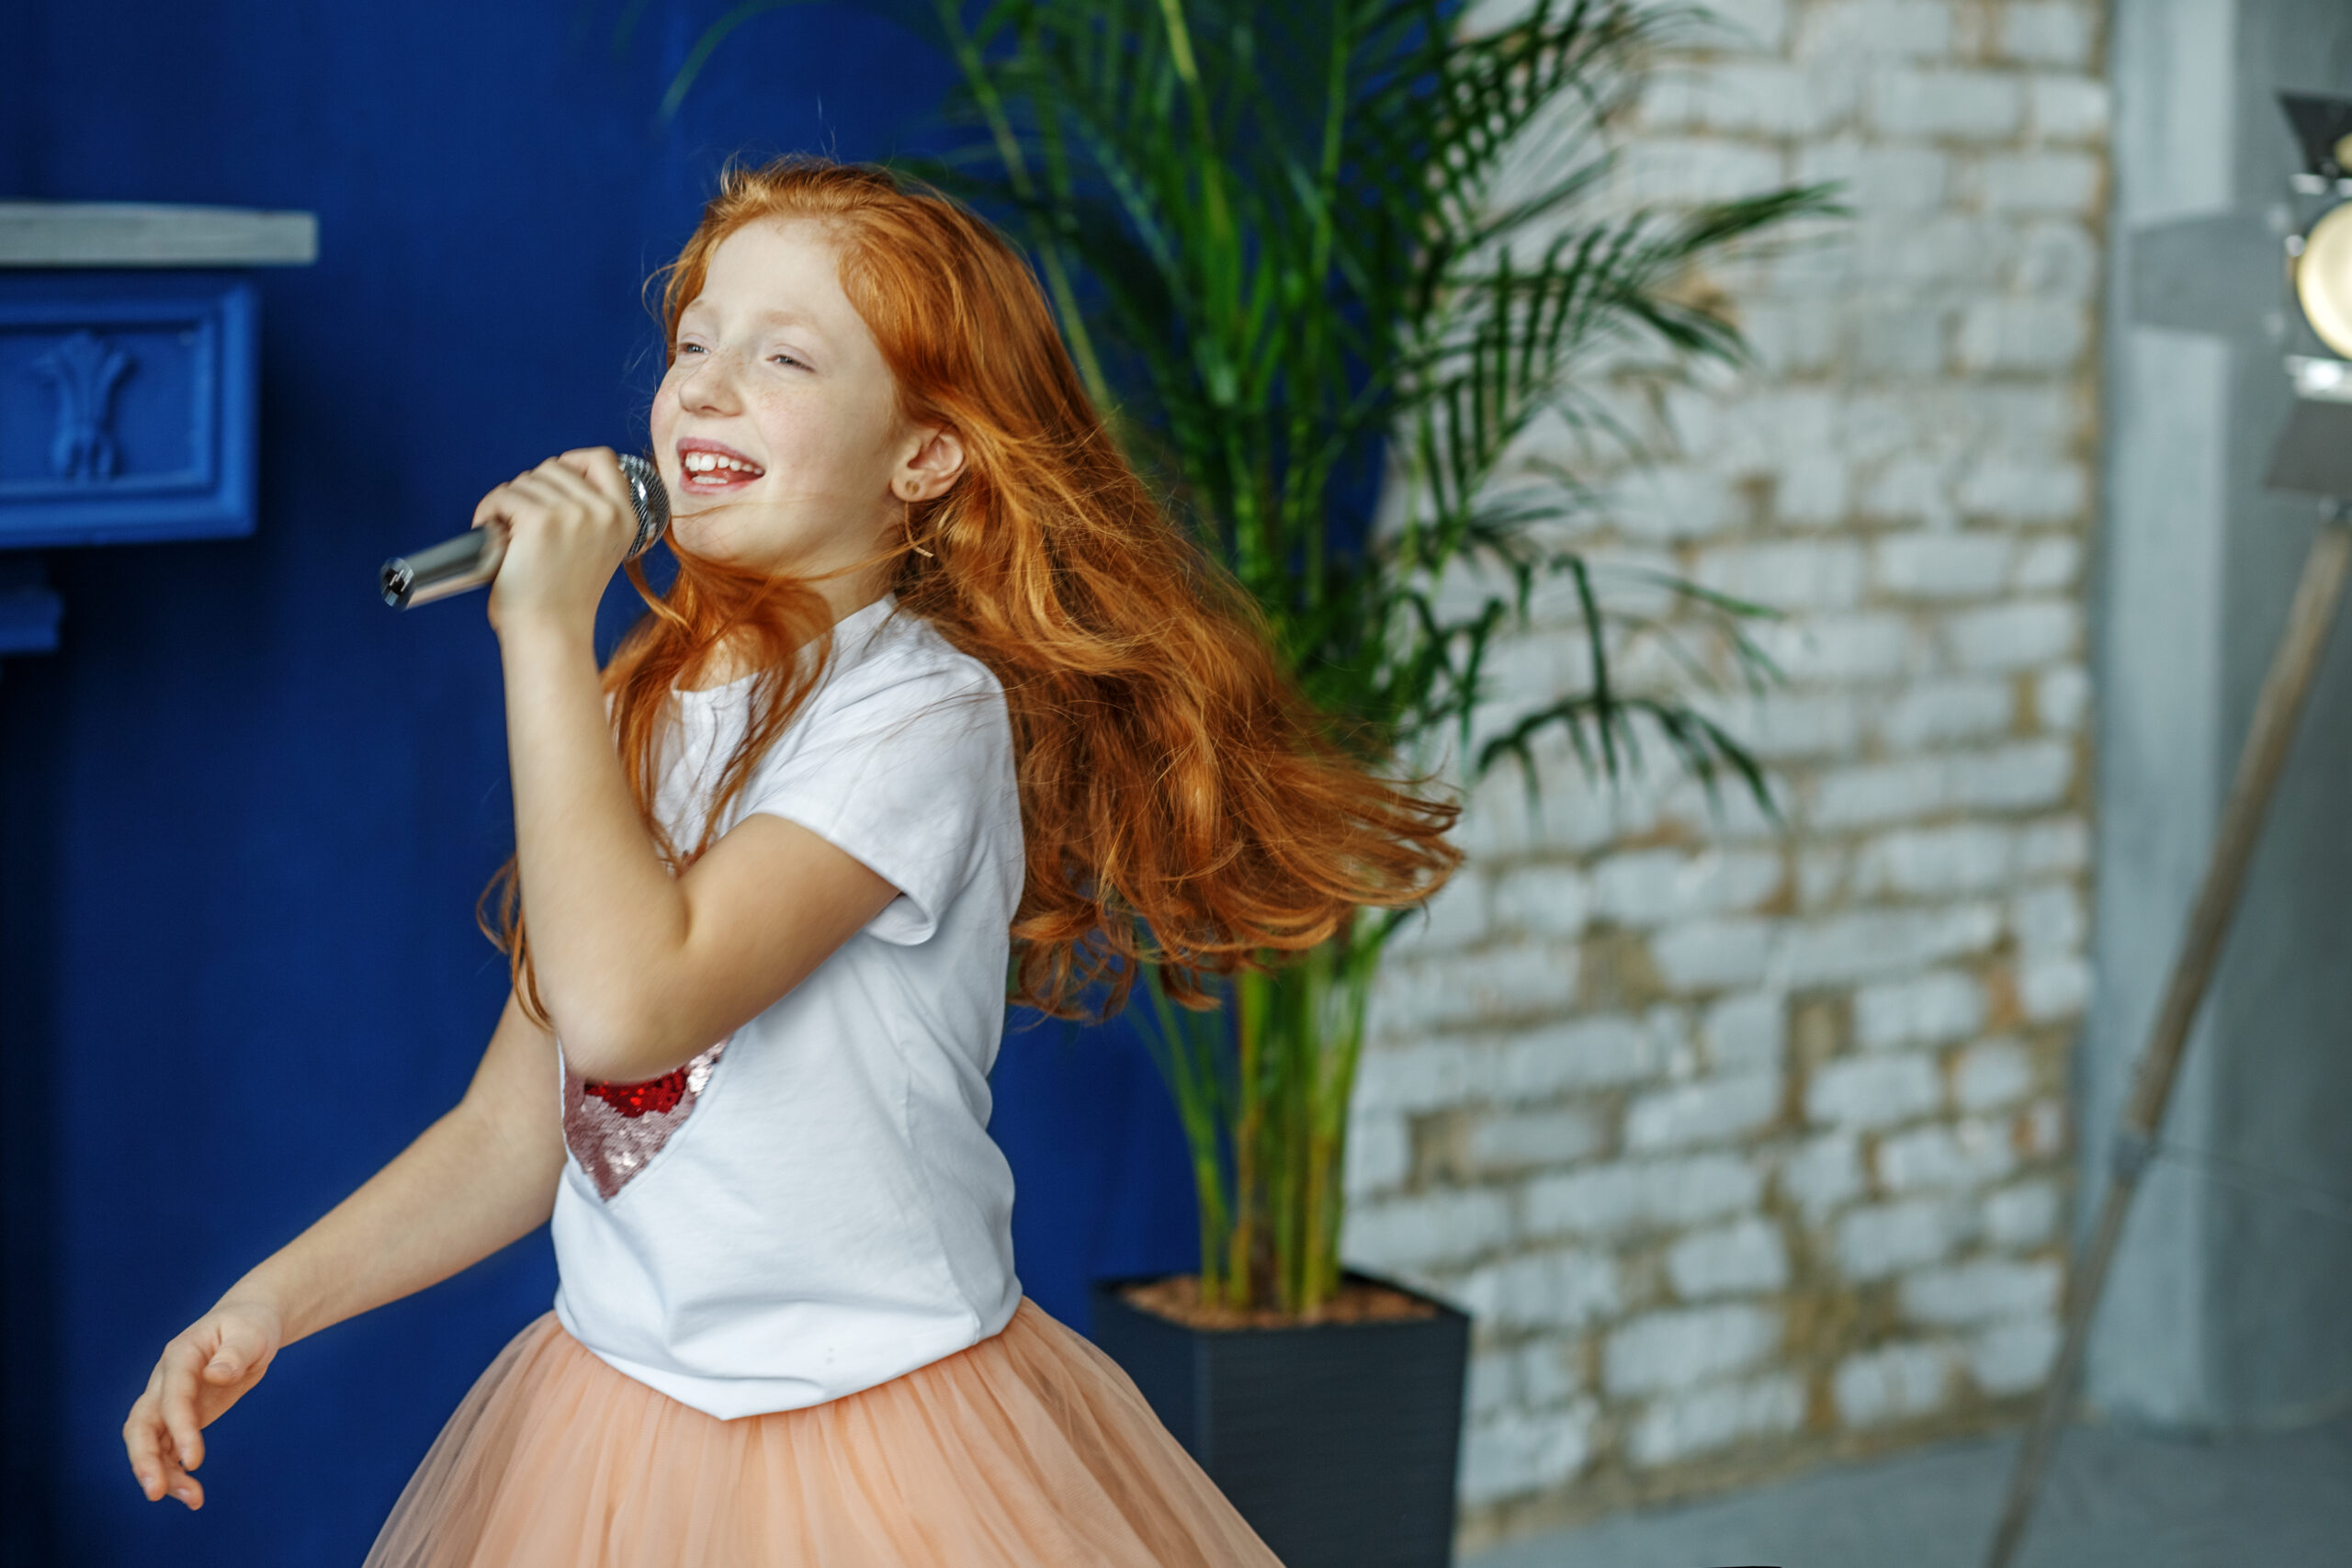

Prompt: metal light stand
xmin=1984 ymin=89 xmax=2352 ymax=1568
xmin=1982 ymin=501 xmax=2352 ymax=1568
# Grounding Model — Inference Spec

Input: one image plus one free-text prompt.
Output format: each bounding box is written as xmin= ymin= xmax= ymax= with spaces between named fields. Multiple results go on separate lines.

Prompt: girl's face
xmin=650 ymin=218 xmax=959 ymax=596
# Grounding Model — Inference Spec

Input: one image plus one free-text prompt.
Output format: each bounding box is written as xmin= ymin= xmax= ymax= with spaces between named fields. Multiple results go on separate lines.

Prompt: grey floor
xmin=1462 ymin=1412 xmax=2352 ymax=1568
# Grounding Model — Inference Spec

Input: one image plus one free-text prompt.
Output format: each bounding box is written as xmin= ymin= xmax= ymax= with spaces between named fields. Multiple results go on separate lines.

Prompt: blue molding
xmin=0 ymin=271 xmax=259 ymax=548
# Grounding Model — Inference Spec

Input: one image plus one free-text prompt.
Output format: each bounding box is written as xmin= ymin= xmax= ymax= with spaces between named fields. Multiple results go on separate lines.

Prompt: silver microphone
xmin=379 ymin=453 xmax=671 ymax=609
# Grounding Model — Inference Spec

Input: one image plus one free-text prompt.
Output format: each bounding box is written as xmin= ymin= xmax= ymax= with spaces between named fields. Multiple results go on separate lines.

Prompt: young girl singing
xmin=121 ymin=156 xmax=1456 ymax=1566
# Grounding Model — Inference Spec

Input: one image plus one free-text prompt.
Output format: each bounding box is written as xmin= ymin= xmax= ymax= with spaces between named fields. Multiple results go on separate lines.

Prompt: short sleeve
xmin=732 ymin=660 xmax=1012 ymax=946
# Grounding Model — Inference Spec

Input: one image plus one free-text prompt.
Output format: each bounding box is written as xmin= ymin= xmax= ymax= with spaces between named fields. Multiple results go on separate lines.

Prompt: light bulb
xmin=2294 ymin=202 xmax=2352 ymax=359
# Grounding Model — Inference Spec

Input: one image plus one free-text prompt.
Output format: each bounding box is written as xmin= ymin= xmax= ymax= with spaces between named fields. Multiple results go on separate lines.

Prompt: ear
xmin=893 ymin=425 xmax=966 ymax=503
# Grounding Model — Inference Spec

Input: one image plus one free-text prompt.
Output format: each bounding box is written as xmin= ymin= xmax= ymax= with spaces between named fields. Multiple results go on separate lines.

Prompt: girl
xmin=121 ymin=156 xmax=1456 ymax=1566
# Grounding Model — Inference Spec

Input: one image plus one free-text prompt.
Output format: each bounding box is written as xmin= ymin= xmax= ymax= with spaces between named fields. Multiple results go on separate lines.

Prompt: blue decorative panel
xmin=0 ymin=271 xmax=257 ymax=547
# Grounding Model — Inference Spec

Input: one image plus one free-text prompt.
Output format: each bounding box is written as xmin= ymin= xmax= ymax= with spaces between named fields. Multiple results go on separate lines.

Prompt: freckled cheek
xmin=746 ymin=388 xmax=858 ymax=482
xmin=647 ymin=383 xmax=684 ymax=458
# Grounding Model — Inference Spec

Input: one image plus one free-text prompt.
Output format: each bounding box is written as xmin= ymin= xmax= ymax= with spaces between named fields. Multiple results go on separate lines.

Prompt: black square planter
xmin=1089 ymin=1269 xmax=1472 ymax=1568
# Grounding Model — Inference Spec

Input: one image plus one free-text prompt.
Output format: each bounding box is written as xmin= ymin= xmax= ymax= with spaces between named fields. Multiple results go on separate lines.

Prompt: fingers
xmin=125 ymin=1370 xmax=205 ymax=1508
xmin=475 ymin=463 xmax=628 ymax=538
xmin=470 ymin=479 xmax=523 ymax=531
xmin=127 ymin=1430 xmax=203 ymax=1507
xmin=474 ymin=449 xmax=638 ymax=629
xmin=125 ymin=1387 xmax=170 ymax=1501
xmin=157 ymin=1337 xmax=210 ymax=1477
xmin=555 ymin=446 xmax=632 ymax=507
xmin=527 ymin=458 xmax=635 ymax=542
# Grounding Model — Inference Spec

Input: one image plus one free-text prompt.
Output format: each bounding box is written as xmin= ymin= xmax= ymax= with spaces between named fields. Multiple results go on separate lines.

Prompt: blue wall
xmin=0 ymin=4 xmax=1197 ymax=1562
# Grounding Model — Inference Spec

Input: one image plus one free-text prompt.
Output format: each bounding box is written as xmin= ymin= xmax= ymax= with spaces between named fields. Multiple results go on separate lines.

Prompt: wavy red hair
xmin=492 ymin=155 xmax=1459 ymax=1021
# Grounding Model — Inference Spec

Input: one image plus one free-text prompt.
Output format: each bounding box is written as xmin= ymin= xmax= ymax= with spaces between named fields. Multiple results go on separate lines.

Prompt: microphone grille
xmin=617 ymin=453 xmax=671 ymax=558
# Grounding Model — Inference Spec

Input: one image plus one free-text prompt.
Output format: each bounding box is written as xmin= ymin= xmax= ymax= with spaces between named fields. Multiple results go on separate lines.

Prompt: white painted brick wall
xmin=1495 ymin=1014 xmax=1678 ymax=1096
xmin=1876 ymin=1120 xmax=2019 ymax=1191
xmin=1868 ymin=69 xmax=2026 ymax=139
xmin=1343 ymin=1111 xmax=1413 ymax=1195
xmin=1796 ymin=1 xmax=1951 ymax=58
xmin=1853 ymin=970 xmax=1988 ymax=1047
xmin=1464 ymin=1106 xmax=1606 ymax=1173
xmin=1835 ymin=1342 xmax=1957 ymax=1426
xmin=1953 ymin=1036 xmax=2036 ymax=1110
xmin=1875 ymin=679 xmax=2016 ymax=749
xmin=1854 ymin=824 xmax=2015 ymax=897
xmin=2030 ymin=74 xmax=2108 ymax=141
xmin=2018 ymin=953 xmax=2092 ymax=1018
xmin=1454 ymin=1247 xmax=1623 ymax=1329
xmin=1346 ymin=0 xmax=2099 ymax=1528
xmin=1837 ymin=1196 xmax=1965 ymax=1280
xmin=1626 ymin=1071 xmax=1785 ymax=1150
xmin=1971 ymin=152 xmax=2104 ymax=211
xmin=1342 ymin=1187 xmax=1514 ymax=1271
xmin=1780 ymin=1132 xmax=1867 ymax=1221
xmin=1702 ymin=990 xmax=1788 ymax=1070
xmin=1458 ymin=1403 xmax=1599 ymax=1506
xmin=1668 ymin=1218 xmax=1793 ymax=1297
xmin=1604 ymin=1303 xmax=1783 ymax=1395
xmin=1654 ymin=918 xmax=1781 ymax=990
xmin=1983 ymin=1180 xmax=2061 ymax=1248
xmin=1968 ymin=1316 xmax=2061 ymax=1394
xmin=1589 ymin=848 xmax=1787 ymax=926
xmin=1898 ymin=1258 xmax=2064 ymax=1325
xmin=1807 ymin=1051 xmax=1943 ymax=1128
xmin=1995 ymin=5 xmax=2096 ymax=66
xmin=1526 ymin=1155 xmax=1766 ymax=1239
xmin=1942 ymin=599 xmax=2082 ymax=671
xmin=1628 ymin=1374 xmax=1808 ymax=1466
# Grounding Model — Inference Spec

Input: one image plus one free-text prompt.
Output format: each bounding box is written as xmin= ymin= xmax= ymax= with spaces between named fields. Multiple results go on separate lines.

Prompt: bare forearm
xmin=498 ymin=620 xmax=692 ymax=1058
xmin=492 ymin=610 xmax=899 ymax=1086
xmin=220 ymin=1099 xmax=560 ymax=1347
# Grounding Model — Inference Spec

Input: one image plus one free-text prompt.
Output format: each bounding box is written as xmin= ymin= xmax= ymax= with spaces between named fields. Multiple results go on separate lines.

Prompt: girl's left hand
xmin=474 ymin=447 xmax=639 ymax=637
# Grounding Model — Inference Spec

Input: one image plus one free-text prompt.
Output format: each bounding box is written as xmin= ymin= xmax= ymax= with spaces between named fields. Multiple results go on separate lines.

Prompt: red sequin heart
xmin=584 ymin=1066 xmax=691 ymax=1119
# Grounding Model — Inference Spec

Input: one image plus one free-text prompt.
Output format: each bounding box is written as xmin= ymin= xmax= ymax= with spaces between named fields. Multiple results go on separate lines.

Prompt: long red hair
xmin=491 ymin=155 xmax=1458 ymax=1021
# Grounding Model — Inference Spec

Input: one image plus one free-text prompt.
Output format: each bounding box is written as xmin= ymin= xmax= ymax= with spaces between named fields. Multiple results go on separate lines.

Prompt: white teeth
xmin=683 ymin=451 xmax=761 ymax=478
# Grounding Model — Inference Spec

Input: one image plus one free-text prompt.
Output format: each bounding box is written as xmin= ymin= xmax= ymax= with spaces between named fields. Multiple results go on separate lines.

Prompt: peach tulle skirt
xmin=361 ymin=1299 xmax=1286 ymax=1567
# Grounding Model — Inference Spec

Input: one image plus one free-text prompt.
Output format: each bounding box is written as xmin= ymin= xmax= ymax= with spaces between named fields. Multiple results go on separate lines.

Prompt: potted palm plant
xmin=666 ymin=1 xmax=1829 ymax=1561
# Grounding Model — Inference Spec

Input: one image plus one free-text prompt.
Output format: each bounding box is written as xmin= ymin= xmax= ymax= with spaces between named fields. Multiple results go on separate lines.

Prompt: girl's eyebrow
xmin=682 ymin=301 xmax=832 ymax=345
xmin=752 ymin=306 xmax=829 ymax=337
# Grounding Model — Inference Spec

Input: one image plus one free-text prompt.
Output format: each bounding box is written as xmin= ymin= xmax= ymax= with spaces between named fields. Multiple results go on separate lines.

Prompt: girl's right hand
xmin=122 ymin=1297 xmax=284 ymax=1509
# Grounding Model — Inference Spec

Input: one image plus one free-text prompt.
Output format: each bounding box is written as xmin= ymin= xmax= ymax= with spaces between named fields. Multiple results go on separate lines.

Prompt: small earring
xmin=903 ymin=498 xmax=934 ymax=559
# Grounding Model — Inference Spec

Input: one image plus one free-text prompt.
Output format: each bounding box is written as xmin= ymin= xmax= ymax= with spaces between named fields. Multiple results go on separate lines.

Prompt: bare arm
xmin=122 ymin=991 xmax=565 ymax=1509
xmin=481 ymin=449 xmax=898 ymax=1082
xmin=125 ymin=449 xmax=901 ymax=1509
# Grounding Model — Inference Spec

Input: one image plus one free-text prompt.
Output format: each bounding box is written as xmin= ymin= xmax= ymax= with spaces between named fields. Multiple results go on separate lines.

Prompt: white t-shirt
xmin=548 ymin=593 xmax=1025 ymax=1419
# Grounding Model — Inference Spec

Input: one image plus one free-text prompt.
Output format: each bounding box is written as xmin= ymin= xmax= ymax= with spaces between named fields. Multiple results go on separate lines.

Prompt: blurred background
xmin=4 ymin=1 xmax=2351 ymax=1565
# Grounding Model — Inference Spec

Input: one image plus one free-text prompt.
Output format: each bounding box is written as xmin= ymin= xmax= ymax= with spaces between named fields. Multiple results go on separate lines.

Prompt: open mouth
xmin=677 ymin=440 xmax=766 ymax=493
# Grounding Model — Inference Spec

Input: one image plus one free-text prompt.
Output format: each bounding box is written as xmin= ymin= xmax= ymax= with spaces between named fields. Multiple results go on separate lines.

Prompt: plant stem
xmin=1224 ymin=969 xmax=1270 ymax=1307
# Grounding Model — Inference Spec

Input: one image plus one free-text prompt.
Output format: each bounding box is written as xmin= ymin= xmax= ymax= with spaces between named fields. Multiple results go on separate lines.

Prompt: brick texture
xmin=1342 ymin=0 xmax=2102 ymax=1547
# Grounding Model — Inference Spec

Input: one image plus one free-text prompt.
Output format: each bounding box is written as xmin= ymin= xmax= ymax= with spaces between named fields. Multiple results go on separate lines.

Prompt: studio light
xmin=1993 ymin=82 xmax=2352 ymax=1568
xmin=2291 ymin=200 xmax=2352 ymax=357
xmin=2267 ymin=93 xmax=2352 ymax=499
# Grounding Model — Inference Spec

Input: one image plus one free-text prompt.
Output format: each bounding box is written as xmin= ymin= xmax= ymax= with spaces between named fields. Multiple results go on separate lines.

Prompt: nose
xmin=672 ymin=344 xmax=746 ymax=417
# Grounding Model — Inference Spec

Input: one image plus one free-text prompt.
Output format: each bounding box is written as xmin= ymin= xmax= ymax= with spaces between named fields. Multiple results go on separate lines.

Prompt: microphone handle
xmin=381 ymin=525 xmax=507 ymax=609
xmin=380 ymin=453 xmax=670 ymax=610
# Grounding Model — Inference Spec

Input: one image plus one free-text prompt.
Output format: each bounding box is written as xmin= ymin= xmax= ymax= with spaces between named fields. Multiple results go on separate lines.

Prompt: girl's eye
xmin=675 ymin=342 xmax=707 ymax=356
xmin=770 ymin=353 xmax=804 ymax=369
